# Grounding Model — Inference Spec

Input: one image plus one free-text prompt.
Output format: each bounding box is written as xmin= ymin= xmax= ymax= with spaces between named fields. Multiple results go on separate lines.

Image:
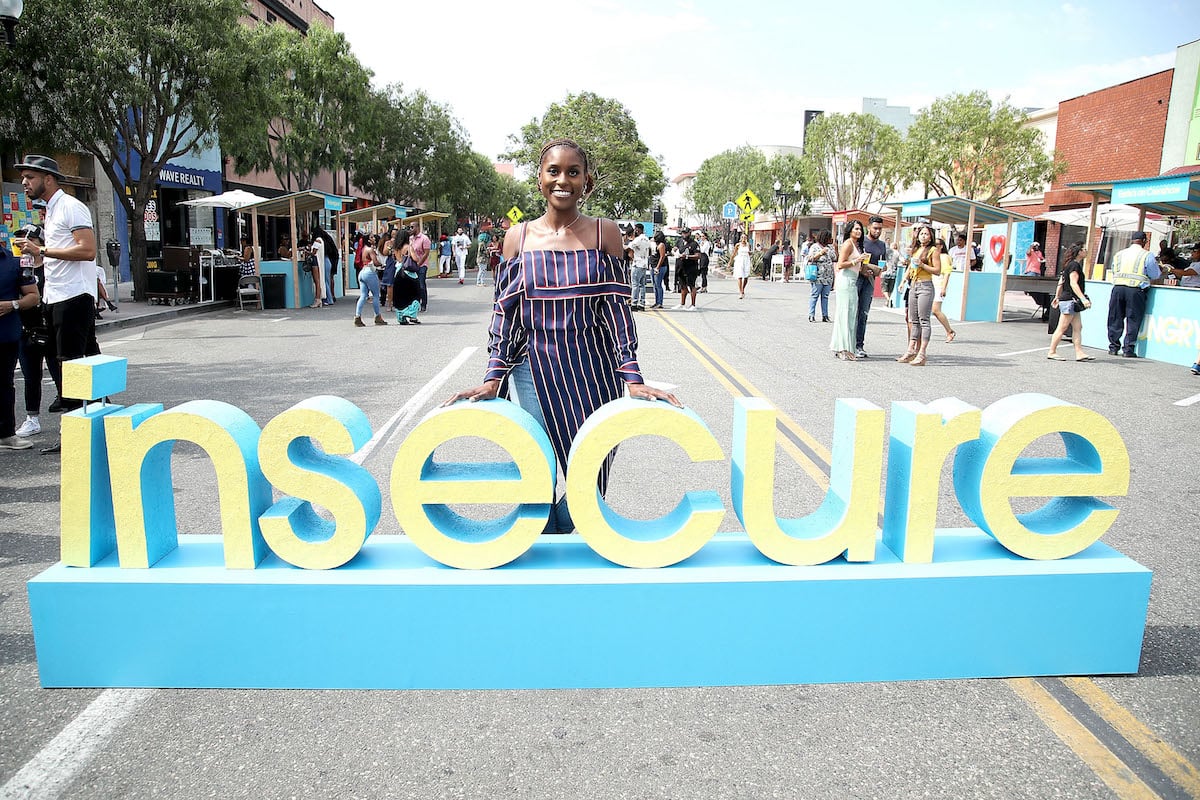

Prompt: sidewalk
xmin=95 ymin=280 xmax=233 ymax=333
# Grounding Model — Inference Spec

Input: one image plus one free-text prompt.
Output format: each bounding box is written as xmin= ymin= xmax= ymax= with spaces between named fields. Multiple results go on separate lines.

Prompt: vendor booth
xmin=882 ymin=197 xmax=1033 ymax=323
xmin=1063 ymin=171 xmax=1200 ymax=365
xmin=242 ymin=190 xmax=350 ymax=309
xmin=336 ymin=203 xmax=410 ymax=291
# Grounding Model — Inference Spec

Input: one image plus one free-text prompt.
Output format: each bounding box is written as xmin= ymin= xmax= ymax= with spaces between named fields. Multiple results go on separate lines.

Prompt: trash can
xmin=261 ymin=274 xmax=287 ymax=309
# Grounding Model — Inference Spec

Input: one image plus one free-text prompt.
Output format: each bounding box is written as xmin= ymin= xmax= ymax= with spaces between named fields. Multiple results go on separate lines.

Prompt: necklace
xmin=542 ymin=213 xmax=582 ymax=236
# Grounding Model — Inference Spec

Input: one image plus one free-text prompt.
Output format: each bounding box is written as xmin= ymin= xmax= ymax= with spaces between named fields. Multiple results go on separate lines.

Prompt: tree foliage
xmin=0 ymin=0 xmax=264 ymax=300
xmin=802 ymin=113 xmax=903 ymax=212
xmin=902 ymin=91 xmax=1066 ymax=204
xmin=226 ymin=22 xmax=373 ymax=193
xmin=690 ymin=147 xmax=814 ymax=232
xmin=501 ymin=91 xmax=665 ymax=219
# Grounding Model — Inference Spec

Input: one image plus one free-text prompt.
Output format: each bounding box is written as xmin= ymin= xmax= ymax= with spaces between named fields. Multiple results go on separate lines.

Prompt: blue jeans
xmin=322 ymin=257 xmax=334 ymax=304
xmin=652 ymin=265 xmax=667 ymax=307
xmin=855 ymin=274 xmax=875 ymax=349
xmin=631 ymin=266 xmax=647 ymax=306
xmin=417 ymin=265 xmax=428 ymax=310
xmin=809 ymin=283 xmax=830 ymax=317
xmin=356 ymin=268 xmax=381 ymax=318
xmin=510 ymin=360 xmax=574 ymax=534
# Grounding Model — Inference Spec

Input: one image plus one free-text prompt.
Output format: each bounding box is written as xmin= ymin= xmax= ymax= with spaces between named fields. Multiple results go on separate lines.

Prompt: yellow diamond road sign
xmin=737 ymin=190 xmax=761 ymax=212
xmin=506 ymin=206 xmax=524 ymax=225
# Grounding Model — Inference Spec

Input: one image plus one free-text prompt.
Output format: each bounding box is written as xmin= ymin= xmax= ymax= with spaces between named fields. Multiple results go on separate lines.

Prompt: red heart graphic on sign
xmin=989 ymin=235 xmax=1006 ymax=265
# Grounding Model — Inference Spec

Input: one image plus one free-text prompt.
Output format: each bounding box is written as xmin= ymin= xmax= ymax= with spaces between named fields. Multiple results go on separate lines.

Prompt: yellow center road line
xmin=1008 ymin=678 xmax=1161 ymax=800
xmin=649 ymin=306 xmax=1200 ymax=799
xmin=649 ymin=311 xmax=830 ymax=490
xmin=1062 ymin=678 xmax=1200 ymax=798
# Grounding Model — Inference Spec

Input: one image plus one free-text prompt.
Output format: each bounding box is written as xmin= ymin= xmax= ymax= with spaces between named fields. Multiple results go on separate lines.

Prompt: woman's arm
xmin=836 ymin=239 xmax=857 ymax=270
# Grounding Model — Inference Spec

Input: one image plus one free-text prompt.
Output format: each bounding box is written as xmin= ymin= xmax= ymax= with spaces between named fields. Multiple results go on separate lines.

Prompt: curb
xmin=95 ymin=300 xmax=235 ymax=333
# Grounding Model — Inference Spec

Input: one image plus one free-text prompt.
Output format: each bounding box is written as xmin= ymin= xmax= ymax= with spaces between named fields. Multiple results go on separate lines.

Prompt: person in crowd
xmin=13 ymin=225 xmax=49 ymax=439
xmin=697 ymin=231 xmax=713 ymax=292
xmin=778 ymin=238 xmax=794 ymax=282
xmin=650 ymin=230 xmax=669 ymax=308
xmin=730 ymin=232 xmax=752 ymax=300
xmin=1107 ymin=231 xmax=1161 ymax=357
xmin=276 ymin=235 xmax=293 ymax=261
xmin=354 ymin=234 xmax=387 ymax=327
xmin=761 ymin=239 xmax=779 ymax=282
xmin=896 ymin=224 xmax=942 ymax=366
xmin=675 ymin=228 xmax=700 ymax=310
xmin=437 ymin=233 xmax=452 ymax=278
xmin=830 ymin=220 xmax=867 ymax=361
xmin=452 ymin=226 xmax=471 ymax=284
xmin=949 ymin=233 xmax=972 ymax=272
xmin=307 ymin=229 xmax=325 ymax=308
xmin=931 ymin=238 xmax=958 ymax=343
xmin=13 ymin=155 xmax=100 ymax=420
xmin=0 ymin=241 xmax=40 ymax=450
xmin=443 ymin=137 xmax=679 ymax=534
xmin=390 ymin=228 xmax=421 ymax=325
xmin=409 ymin=221 xmax=432 ymax=312
xmin=1046 ymin=242 xmax=1093 ymax=362
xmin=1164 ymin=241 xmax=1200 ymax=288
xmin=857 ymin=215 xmax=886 ymax=358
xmin=626 ymin=223 xmax=651 ymax=311
xmin=800 ymin=232 xmax=817 ymax=264
xmin=316 ymin=225 xmax=341 ymax=306
xmin=379 ymin=234 xmax=396 ymax=310
xmin=808 ymin=229 xmax=835 ymax=321
xmin=94 ymin=263 xmax=116 ymax=318
xmin=1024 ymin=242 xmax=1045 ymax=276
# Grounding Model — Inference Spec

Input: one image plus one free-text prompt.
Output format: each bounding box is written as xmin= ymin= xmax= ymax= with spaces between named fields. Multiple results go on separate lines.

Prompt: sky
xmin=315 ymin=0 xmax=1199 ymax=179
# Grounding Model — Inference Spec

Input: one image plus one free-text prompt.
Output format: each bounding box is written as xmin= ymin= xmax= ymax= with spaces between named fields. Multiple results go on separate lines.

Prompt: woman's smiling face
xmin=540 ymin=146 xmax=587 ymax=209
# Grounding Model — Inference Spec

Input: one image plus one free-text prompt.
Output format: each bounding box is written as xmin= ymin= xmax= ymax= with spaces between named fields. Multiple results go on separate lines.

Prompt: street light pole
xmin=0 ymin=0 xmax=22 ymax=47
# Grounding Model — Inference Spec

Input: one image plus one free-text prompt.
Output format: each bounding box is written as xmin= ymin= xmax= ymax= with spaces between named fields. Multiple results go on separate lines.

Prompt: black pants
xmin=17 ymin=333 xmax=46 ymax=415
xmin=855 ymin=274 xmax=875 ymax=350
xmin=1106 ymin=285 xmax=1147 ymax=354
xmin=47 ymin=293 xmax=98 ymax=404
xmin=0 ymin=340 xmax=17 ymax=438
xmin=699 ymin=253 xmax=709 ymax=289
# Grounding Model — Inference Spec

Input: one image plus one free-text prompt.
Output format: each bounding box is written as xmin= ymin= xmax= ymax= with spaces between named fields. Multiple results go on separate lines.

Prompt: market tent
xmin=179 ymin=189 xmax=268 ymax=210
xmin=882 ymin=196 xmax=1031 ymax=321
xmin=386 ymin=210 xmax=451 ymax=235
xmin=240 ymin=190 xmax=351 ymax=307
xmin=337 ymin=203 xmax=410 ymax=290
xmin=1037 ymin=203 xmax=1171 ymax=234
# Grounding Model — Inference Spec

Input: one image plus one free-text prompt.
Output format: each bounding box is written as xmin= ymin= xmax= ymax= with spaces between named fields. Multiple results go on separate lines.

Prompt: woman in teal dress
xmin=830 ymin=219 xmax=869 ymax=361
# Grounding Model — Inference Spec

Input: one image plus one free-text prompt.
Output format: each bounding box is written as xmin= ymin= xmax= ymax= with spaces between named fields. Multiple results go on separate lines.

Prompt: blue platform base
xmin=28 ymin=530 xmax=1151 ymax=689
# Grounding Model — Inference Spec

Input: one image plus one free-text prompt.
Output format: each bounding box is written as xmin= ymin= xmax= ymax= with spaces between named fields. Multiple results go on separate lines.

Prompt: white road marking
xmin=1174 ymin=391 xmax=1200 ymax=407
xmin=997 ymin=346 xmax=1049 ymax=357
xmin=0 ymin=689 xmax=153 ymax=800
xmin=364 ymin=346 xmax=478 ymax=461
xmin=271 ymin=316 xmax=290 ymax=323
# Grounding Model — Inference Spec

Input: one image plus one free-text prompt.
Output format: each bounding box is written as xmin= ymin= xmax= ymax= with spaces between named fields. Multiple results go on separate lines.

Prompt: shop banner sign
xmin=1111 ymin=177 xmax=1190 ymax=205
xmin=901 ymin=201 xmax=931 ymax=218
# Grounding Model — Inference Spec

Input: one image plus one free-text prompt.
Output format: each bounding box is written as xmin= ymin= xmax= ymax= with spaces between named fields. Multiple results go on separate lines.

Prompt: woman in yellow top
xmin=931 ymin=237 xmax=957 ymax=343
xmin=897 ymin=225 xmax=942 ymax=366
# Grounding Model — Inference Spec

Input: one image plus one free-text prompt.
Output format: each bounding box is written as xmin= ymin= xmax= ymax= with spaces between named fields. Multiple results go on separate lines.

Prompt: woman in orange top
xmin=897 ymin=225 xmax=942 ymax=366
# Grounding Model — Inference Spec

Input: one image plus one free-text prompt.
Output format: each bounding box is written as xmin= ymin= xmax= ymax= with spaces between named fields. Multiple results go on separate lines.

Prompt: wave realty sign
xmin=28 ymin=356 xmax=1151 ymax=690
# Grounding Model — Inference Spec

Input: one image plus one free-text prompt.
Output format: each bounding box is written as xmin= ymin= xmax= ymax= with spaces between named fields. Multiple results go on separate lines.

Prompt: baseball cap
xmin=1131 ymin=231 xmax=1148 ymax=241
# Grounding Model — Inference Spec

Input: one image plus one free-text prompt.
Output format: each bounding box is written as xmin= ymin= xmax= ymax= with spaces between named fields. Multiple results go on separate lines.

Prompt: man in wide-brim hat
xmin=11 ymin=154 xmax=100 ymax=420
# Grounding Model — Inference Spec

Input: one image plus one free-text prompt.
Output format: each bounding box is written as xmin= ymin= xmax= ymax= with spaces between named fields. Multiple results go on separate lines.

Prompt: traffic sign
xmin=737 ymin=189 xmax=761 ymax=212
xmin=740 ymin=210 xmax=755 ymax=224
xmin=722 ymin=201 xmax=739 ymax=219
xmin=506 ymin=206 xmax=524 ymax=225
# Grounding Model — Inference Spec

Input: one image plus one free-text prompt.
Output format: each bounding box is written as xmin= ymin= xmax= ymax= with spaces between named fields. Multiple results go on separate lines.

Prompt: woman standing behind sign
xmin=445 ymin=138 xmax=680 ymax=533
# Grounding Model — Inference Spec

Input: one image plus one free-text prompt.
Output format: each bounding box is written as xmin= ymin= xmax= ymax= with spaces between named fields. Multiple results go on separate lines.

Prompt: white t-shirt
xmin=42 ymin=189 xmax=97 ymax=304
xmin=311 ymin=235 xmax=325 ymax=266
xmin=949 ymin=245 xmax=969 ymax=271
xmin=452 ymin=233 xmax=470 ymax=256
xmin=1181 ymin=259 xmax=1200 ymax=288
xmin=627 ymin=234 xmax=651 ymax=268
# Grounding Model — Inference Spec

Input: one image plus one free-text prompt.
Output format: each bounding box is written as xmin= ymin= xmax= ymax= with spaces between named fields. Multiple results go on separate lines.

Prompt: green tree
xmin=0 ymin=0 xmax=263 ymax=300
xmin=803 ymin=113 xmax=903 ymax=212
xmin=227 ymin=22 xmax=373 ymax=194
xmin=902 ymin=91 xmax=1066 ymax=204
xmin=348 ymin=84 xmax=471 ymax=210
xmin=689 ymin=146 xmax=772 ymax=226
xmin=501 ymin=91 xmax=666 ymax=219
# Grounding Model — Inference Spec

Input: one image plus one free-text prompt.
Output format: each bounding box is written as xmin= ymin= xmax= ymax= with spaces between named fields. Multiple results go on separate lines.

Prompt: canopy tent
xmin=178 ymin=189 xmax=268 ymax=210
xmin=385 ymin=210 xmax=452 ymax=234
xmin=240 ymin=190 xmax=351 ymax=308
xmin=882 ymin=196 xmax=1031 ymax=322
xmin=824 ymin=209 xmax=902 ymax=229
xmin=1067 ymin=169 xmax=1200 ymax=275
xmin=1036 ymin=203 xmax=1171 ymax=234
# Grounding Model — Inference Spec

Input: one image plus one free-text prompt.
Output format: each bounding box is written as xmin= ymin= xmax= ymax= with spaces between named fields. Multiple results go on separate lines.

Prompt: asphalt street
xmin=1 ymin=271 xmax=1197 ymax=799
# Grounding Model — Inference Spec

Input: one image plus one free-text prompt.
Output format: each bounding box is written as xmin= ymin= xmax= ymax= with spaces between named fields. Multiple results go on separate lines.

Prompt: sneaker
xmin=1191 ymin=363 xmax=1200 ymax=375
xmin=458 ymin=279 xmax=464 ymax=284
xmin=673 ymin=304 xmax=687 ymax=310
xmin=0 ymin=435 xmax=32 ymax=450
xmin=48 ymin=397 xmax=64 ymax=413
xmin=685 ymin=305 xmax=697 ymax=311
xmin=15 ymin=416 xmax=40 ymax=437
xmin=354 ymin=317 xmax=366 ymax=327
xmin=1108 ymin=347 xmax=1119 ymax=355
xmin=855 ymin=349 xmax=868 ymax=359
xmin=1122 ymin=351 xmax=1138 ymax=358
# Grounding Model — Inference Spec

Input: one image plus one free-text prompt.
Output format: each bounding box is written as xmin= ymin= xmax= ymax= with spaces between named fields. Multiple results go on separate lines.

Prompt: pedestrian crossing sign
xmin=507 ymin=206 xmax=524 ymax=225
xmin=737 ymin=190 xmax=761 ymax=212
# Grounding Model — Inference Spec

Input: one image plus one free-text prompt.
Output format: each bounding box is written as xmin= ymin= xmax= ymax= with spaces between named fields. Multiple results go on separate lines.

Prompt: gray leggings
xmin=908 ymin=280 xmax=935 ymax=343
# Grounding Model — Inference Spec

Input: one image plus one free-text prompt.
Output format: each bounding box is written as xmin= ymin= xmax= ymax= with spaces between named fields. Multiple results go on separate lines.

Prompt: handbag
xmin=1074 ymin=291 xmax=1091 ymax=310
xmin=804 ymin=263 xmax=819 ymax=281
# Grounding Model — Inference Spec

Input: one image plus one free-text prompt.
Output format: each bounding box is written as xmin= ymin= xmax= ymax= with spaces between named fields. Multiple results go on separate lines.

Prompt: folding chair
xmin=237 ymin=275 xmax=263 ymax=311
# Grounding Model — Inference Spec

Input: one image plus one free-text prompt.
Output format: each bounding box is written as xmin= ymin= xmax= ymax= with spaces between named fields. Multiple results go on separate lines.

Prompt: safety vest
xmin=1112 ymin=245 xmax=1151 ymax=288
